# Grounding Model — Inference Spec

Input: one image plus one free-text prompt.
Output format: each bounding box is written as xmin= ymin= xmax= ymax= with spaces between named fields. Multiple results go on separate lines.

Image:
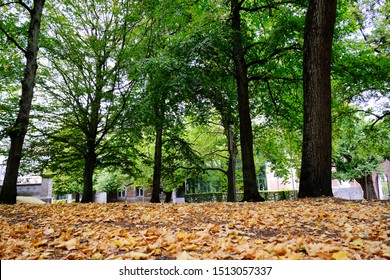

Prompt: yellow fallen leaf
xmin=55 ymin=238 xmax=78 ymax=250
xmin=273 ymin=243 xmax=288 ymax=256
xmin=283 ymin=252 xmax=300 ymax=260
xmin=176 ymin=251 xmax=197 ymax=260
xmin=381 ymin=251 xmax=390 ymax=259
xmin=114 ymin=239 xmax=124 ymax=247
xmin=184 ymin=244 xmax=198 ymax=251
xmin=176 ymin=231 xmax=187 ymax=240
xmin=92 ymin=252 xmax=103 ymax=260
xmin=165 ymin=244 xmax=177 ymax=251
xmin=1 ymin=198 xmax=388 ymax=260
xmin=350 ymin=238 xmax=364 ymax=249
xmin=127 ymin=252 xmax=150 ymax=260
xmin=332 ymin=251 xmax=349 ymax=260
xmin=66 ymin=238 xmax=78 ymax=250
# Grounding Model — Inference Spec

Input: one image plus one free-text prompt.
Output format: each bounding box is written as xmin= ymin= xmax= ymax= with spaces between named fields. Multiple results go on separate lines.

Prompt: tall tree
xmin=331 ymin=0 xmax=390 ymax=199
xmin=299 ymin=0 xmax=337 ymax=198
xmin=38 ymin=0 xmax=145 ymax=203
xmin=140 ymin=0 xmax=217 ymax=202
xmin=0 ymin=0 xmax=46 ymax=204
xmin=231 ymin=0 xmax=264 ymax=201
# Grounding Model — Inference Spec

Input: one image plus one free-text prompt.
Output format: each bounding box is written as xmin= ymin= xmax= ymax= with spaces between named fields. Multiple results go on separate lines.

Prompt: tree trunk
xmin=81 ymin=143 xmax=96 ymax=203
xmin=75 ymin=192 xmax=80 ymax=203
xmin=356 ymin=175 xmax=378 ymax=200
xmin=80 ymin=56 xmax=104 ymax=203
xmin=164 ymin=191 xmax=172 ymax=203
xmin=150 ymin=124 xmax=163 ymax=203
xmin=231 ymin=0 xmax=264 ymax=202
xmin=299 ymin=0 xmax=337 ymax=198
xmin=226 ymin=123 xmax=238 ymax=202
xmin=0 ymin=0 xmax=46 ymax=204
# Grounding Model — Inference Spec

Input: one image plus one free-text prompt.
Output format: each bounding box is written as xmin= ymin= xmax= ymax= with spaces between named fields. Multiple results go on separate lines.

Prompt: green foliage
xmin=52 ymin=174 xmax=83 ymax=196
xmin=1 ymin=0 xmax=388 ymax=199
xmin=332 ymin=109 xmax=390 ymax=180
xmin=94 ymin=168 xmax=130 ymax=193
xmin=185 ymin=190 xmax=298 ymax=203
xmin=333 ymin=0 xmax=390 ymax=107
xmin=331 ymin=0 xmax=389 ymax=182
xmin=0 ymin=2 xmax=27 ymax=90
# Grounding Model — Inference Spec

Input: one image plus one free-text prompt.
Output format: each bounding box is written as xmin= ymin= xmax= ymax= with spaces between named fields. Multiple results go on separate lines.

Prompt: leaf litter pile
xmin=0 ymin=197 xmax=389 ymax=260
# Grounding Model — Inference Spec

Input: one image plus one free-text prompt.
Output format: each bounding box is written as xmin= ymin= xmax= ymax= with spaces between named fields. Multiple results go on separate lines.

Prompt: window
xmin=135 ymin=187 xmax=144 ymax=197
xmin=118 ymin=190 xmax=126 ymax=198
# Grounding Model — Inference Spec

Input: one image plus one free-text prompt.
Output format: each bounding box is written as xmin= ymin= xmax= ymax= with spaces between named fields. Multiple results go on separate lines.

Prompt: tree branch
xmin=0 ymin=24 xmax=27 ymax=54
xmin=244 ymin=41 xmax=266 ymax=53
xmin=175 ymin=165 xmax=227 ymax=175
xmin=371 ymin=111 xmax=390 ymax=128
xmin=17 ymin=0 xmax=32 ymax=13
xmin=241 ymin=4 xmax=276 ymax=12
xmin=265 ymin=79 xmax=279 ymax=114
xmin=0 ymin=1 xmax=33 ymax=12
xmin=249 ymin=75 xmax=300 ymax=83
xmin=0 ymin=1 xmax=19 ymax=7
xmin=247 ymin=45 xmax=300 ymax=68
xmin=241 ymin=1 xmax=302 ymax=12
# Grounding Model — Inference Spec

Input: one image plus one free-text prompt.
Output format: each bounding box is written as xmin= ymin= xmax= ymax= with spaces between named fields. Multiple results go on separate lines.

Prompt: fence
xmin=185 ymin=190 xmax=298 ymax=203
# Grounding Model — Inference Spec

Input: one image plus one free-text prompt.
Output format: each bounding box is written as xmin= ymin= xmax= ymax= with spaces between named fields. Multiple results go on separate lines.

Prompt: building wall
xmin=0 ymin=177 xmax=53 ymax=203
xmin=265 ymin=166 xmax=298 ymax=191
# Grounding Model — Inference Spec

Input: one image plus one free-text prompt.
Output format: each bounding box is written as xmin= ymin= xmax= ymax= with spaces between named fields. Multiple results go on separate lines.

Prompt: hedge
xmin=184 ymin=190 xmax=298 ymax=203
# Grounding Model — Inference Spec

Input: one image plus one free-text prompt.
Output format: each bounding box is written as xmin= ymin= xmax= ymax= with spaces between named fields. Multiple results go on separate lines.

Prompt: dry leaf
xmin=0 ymin=198 xmax=388 ymax=260
xmin=176 ymin=251 xmax=197 ymax=260
xmin=126 ymin=252 xmax=150 ymax=260
xmin=332 ymin=251 xmax=349 ymax=260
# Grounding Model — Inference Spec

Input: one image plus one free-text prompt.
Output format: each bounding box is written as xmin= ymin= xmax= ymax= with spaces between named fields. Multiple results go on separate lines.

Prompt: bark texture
xmin=150 ymin=123 xmax=163 ymax=203
xmin=356 ymin=175 xmax=378 ymax=200
xmin=226 ymin=123 xmax=238 ymax=202
xmin=0 ymin=0 xmax=46 ymax=204
xmin=299 ymin=0 xmax=337 ymax=198
xmin=81 ymin=143 xmax=96 ymax=203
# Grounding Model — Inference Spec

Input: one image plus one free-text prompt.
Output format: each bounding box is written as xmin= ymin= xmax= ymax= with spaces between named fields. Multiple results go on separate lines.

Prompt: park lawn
xmin=0 ymin=197 xmax=389 ymax=260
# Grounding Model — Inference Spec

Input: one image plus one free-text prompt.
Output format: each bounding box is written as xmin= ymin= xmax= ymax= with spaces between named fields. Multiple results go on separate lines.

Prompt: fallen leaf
xmin=332 ymin=251 xmax=349 ymax=260
xmin=126 ymin=252 xmax=150 ymax=260
xmin=0 ymin=198 xmax=388 ymax=260
xmin=350 ymin=238 xmax=364 ymax=249
xmin=176 ymin=251 xmax=197 ymax=260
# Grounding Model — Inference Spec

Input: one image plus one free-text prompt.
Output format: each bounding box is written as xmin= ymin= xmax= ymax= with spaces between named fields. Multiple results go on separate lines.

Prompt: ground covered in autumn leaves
xmin=0 ymin=198 xmax=389 ymax=260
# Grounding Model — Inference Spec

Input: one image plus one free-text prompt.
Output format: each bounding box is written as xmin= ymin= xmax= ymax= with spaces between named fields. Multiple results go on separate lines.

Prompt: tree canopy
xmin=0 ymin=0 xmax=389 ymax=203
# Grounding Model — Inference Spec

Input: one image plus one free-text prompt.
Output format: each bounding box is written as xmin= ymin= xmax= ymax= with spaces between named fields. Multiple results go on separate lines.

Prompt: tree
xmin=299 ymin=0 xmax=337 ymax=198
xmin=331 ymin=0 xmax=390 ymax=199
xmin=332 ymin=110 xmax=390 ymax=199
xmin=38 ymin=0 xmax=145 ymax=202
xmin=94 ymin=168 xmax=129 ymax=194
xmin=231 ymin=0 xmax=265 ymax=202
xmin=178 ymin=21 xmax=240 ymax=201
xmin=139 ymin=0 xmax=218 ymax=203
xmin=0 ymin=0 xmax=46 ymax=204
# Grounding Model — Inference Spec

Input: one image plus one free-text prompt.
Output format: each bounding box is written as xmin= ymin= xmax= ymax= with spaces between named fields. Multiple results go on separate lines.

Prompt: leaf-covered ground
xmin=0 ymin=198 xmax=389 ymax=260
